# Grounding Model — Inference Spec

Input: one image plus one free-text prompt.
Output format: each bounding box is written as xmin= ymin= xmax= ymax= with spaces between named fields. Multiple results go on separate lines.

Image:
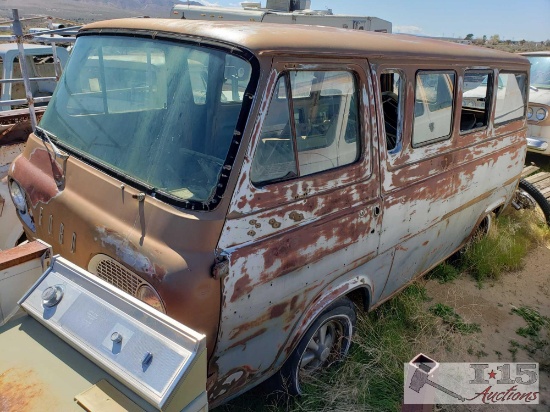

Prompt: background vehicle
xmin=522 ymin=52 xmax=550 ymax=154
xmin=171 ymin=0 xmax=392 ymax=33
xmin=0 ymin=43 xmax=69 ymax=249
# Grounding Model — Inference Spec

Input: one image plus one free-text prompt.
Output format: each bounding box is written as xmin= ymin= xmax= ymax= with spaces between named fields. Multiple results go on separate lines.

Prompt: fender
xmin=275 ymin=272 xmax=373 ymax=370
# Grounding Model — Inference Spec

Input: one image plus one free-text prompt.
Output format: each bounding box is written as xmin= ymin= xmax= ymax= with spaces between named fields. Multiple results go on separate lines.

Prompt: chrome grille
xmin=88 ymin=255 xmax=145 ymax=296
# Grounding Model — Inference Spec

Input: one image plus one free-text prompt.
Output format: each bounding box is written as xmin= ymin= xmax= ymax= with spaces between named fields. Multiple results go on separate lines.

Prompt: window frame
xmin=251 ymin=68 xmax=363 ymax=187
xmin=459 ymin=69 xmax=493 ymax=135
xmin=379 ymin=69 xmax=405 ymax=154
xmin=493 ymin=70 xmax=528 ymax=127
xmin=411 ymin=69 xmax=457 ymax=148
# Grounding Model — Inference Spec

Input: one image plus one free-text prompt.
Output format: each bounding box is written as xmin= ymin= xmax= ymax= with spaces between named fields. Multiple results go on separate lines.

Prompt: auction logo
xmin=403 ymin=356 xmax=539 ymax=405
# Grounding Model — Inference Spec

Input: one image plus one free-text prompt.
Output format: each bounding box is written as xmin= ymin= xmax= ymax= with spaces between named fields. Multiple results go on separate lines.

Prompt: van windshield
xmin=527 ymin=56 xmax=550 ymax=89
xmin=40 ymin=35 xmax=254 ymax=205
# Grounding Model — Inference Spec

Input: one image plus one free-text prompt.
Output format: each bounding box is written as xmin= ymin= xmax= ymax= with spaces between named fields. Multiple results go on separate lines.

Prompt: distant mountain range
xmin=0 ymin=0 xmax=204 ymax=23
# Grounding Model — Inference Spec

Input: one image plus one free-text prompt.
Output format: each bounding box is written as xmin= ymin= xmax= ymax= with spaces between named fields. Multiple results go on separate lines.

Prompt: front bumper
xmin=527 ymin=137 xmax=549 ymax=153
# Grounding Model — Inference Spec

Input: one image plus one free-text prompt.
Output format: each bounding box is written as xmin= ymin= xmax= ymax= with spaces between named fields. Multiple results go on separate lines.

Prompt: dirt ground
xmin=423 ymin=245 xmax=550 ymax=411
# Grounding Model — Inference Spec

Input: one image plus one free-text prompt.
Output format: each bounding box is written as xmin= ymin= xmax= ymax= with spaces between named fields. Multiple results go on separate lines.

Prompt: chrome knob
xmin=41 ymin=285 xmax=64 ymax=307
xmin=110 ymin=332 xmax=123 ymax=344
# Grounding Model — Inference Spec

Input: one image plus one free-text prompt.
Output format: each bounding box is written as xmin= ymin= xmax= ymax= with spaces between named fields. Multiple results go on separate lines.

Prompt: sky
xmin=184 ymin=0 xmax=550 ymax=41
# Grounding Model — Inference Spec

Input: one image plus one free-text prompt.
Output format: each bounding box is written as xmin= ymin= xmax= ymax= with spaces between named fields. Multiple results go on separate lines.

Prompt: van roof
xmin=82 ymin=19 xmax=528 ymax=65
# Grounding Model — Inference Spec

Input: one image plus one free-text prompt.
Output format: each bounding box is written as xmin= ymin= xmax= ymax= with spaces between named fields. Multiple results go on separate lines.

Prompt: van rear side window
xmin=251 ymin=70 xmax=360 ymax=185
xmin=413 ymin=71 xmax=455 ymax=147
xmin=494 ymin=72 xmax=527 ymax=125
xmin=461 ymin=70 xmax=492 ymax=132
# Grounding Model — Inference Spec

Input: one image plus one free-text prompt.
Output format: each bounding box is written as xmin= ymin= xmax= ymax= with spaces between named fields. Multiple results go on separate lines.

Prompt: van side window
xmin=494 ymin=72 xmax=527 ymax=125
xmin=461 ymin=70 xmax=492 ymax=132
xmin=251 ymin=70 xmax=360 ymax=185
xmin=380 ymin=71 xmax=402 ymax=151
xmin=412 ymin=71 xmax=455 ymax=147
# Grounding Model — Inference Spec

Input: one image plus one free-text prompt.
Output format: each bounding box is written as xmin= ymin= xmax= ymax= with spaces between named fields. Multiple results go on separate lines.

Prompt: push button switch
xmin=142 ymin=352 xmax=153 ymax=366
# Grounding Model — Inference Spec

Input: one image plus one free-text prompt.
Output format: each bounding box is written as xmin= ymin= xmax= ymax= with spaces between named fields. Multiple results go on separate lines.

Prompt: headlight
xmin=136 ymin=284 xmax=165 ymax=313
xmin=9 ymin=180 xmax=27 ymax=213
xmin=527 ymin=107 xmax=533 ymax=119
xmin=536 ymin=108 xmax=547 ymax=121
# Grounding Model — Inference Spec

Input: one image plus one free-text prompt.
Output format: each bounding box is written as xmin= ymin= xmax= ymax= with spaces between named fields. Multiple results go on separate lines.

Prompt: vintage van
xmin=7 ymin=19 xmax=529 ymax=407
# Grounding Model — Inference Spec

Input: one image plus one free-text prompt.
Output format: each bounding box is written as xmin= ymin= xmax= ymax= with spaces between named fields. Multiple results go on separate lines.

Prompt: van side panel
xmin=373 ymin=62 xmax=527 ymax=302
xmin=378 ymin=131 xmax=525 ymax=301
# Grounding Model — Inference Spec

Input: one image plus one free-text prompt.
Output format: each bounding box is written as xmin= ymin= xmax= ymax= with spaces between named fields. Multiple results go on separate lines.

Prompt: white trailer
xmin=171 ymin=1 xmax=392 ymax=33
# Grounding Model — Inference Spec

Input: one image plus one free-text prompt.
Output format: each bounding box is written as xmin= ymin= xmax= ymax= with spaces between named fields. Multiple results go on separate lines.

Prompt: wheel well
xmin=346 ymin=286 xmax=370 ymax=312
xmin=477 ymin=212 xmax=492 ymax=237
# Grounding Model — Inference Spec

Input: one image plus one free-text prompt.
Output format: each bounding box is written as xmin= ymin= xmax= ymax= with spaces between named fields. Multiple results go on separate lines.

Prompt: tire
xmin=277 ymin=297 xmax=356 ymax=396
xmin=515 ymin=178 xmax=550 ymax=226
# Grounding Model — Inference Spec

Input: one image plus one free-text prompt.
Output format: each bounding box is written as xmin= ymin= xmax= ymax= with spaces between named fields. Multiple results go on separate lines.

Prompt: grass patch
xmin=457 ymin=212 xmax=550 ymax=284
xmin=427 ymin=262 xmax=461 ymax=284
xmin=510 ymin=306 xmax=550 ymax=356
xmin=428 ymin=303 xmax=481 ymax=334
xmin=512 ymin=306 xmax=549 ymax=337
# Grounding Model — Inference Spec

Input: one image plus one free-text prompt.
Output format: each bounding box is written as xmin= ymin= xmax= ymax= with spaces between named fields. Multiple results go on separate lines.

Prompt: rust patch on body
xmin=10 ymin=147 xmax=61 ymax=207
xmin=0 ymin=368 xmax=45 ymax=412
xmin=228 ymin=285 xmax=314 ymax=340
xmin=228 ymin=209 xmax=374 ymax=304
xmin=96 ymin=226 xmax=164 ymax=279
xmin=227 ymin=327 xmax=268 ymax=350
xmin=208 ymin=366 xmax=257 ymax=404
xmin=230 ymin=272 xmax=254 ymax=302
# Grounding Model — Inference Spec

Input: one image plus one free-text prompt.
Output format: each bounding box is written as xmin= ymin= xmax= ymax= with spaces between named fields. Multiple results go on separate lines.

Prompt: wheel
xmin=513 ymin=178 xmax=550 ymax=226
xmin=277 ymin=297 xmax=356 ymax=396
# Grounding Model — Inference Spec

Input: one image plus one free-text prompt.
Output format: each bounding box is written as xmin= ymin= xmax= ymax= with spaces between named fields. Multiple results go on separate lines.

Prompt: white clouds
xmin=394 ymin=25 xmax=425 ymax=35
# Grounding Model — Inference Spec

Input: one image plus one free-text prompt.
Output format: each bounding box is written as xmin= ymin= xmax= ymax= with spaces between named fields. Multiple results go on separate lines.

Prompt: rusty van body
xmin=7 ymin=19 xmax=529 ymax=407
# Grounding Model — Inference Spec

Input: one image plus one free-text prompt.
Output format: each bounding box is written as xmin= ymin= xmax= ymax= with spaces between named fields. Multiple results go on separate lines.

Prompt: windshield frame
xmin=44 ymin=29 xmax=260 ymax=212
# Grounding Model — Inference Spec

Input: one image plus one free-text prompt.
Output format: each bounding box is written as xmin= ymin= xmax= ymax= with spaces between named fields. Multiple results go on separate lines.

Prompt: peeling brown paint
xmin=10 ymin=146 xmax=61 ymax=208
xmin=96 ymin=226 xmax=162 ymax=278
xmin=226 ymin=327 xmax=267 ymax=350
xmin=208 ymin=366 xmax=257 ymax=402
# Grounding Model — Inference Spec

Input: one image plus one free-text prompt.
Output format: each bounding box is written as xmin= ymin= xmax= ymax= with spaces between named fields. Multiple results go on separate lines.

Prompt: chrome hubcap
xmin=299 ymin=319 xmax=346 ymax=374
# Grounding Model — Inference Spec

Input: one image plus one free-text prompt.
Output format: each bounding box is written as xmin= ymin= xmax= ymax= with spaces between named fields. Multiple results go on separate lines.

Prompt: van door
xmin=377 ymin=69 xmax=464 ymax=302
xmin=210 ymin=59 xmax=385 ymax=396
